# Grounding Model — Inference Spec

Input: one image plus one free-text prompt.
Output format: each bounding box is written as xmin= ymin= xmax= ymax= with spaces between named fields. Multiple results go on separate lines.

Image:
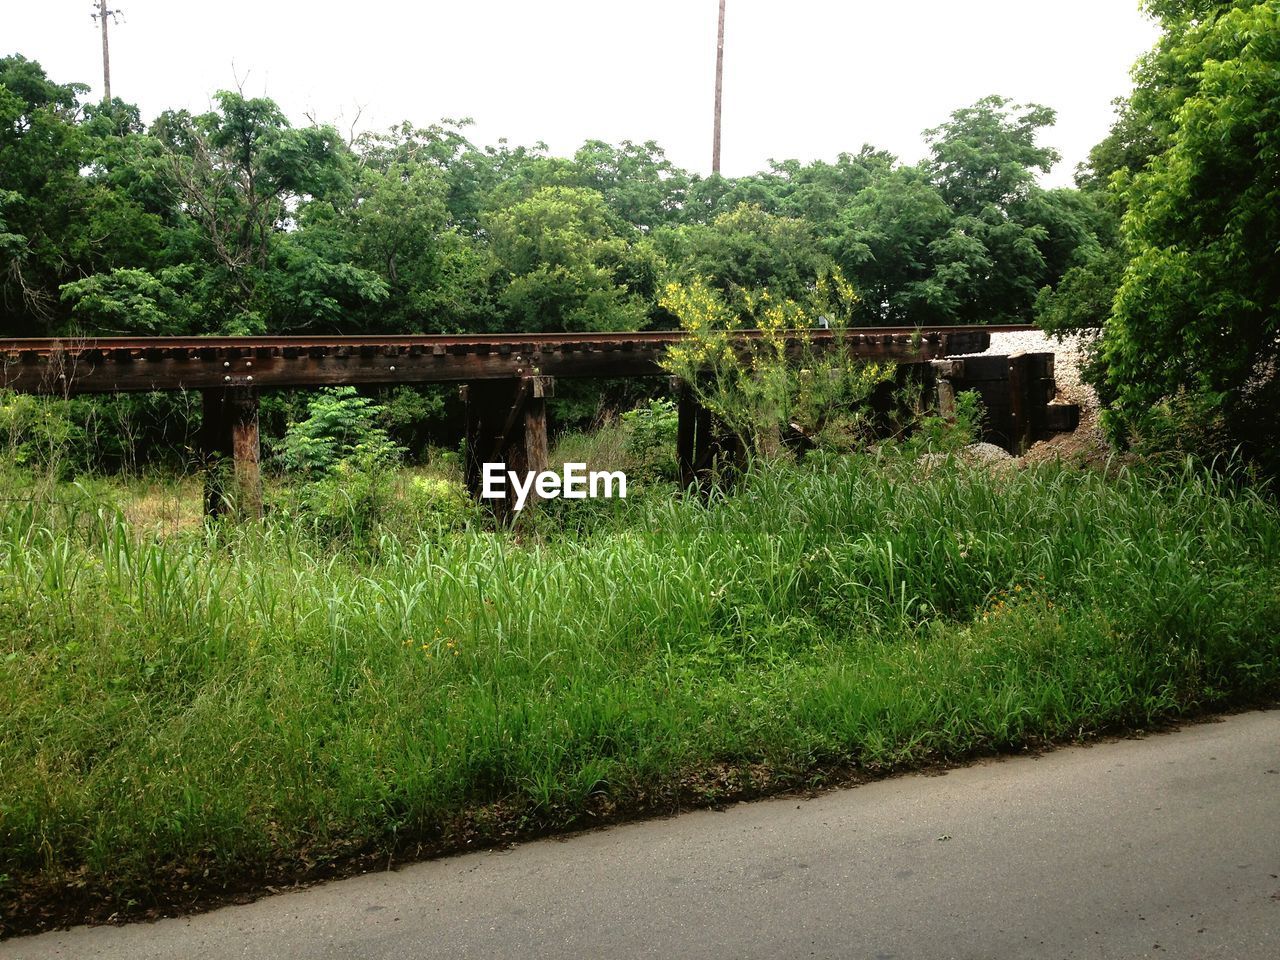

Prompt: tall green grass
xmin=2 ymin=457 xmax=1279 ymax=928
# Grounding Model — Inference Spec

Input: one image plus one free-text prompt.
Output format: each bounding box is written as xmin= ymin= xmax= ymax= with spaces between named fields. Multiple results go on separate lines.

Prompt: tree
xmin=659 ymin=202 xmax=826 ymax=304
xmin=0 ymin=56 xmax=168 ymax=335
xmin=154 ymin=91 xmax=386 ymax=333
xmin=1095 ymin=0 xmax=1280 ymax=471
xmin=766 ymin=149 xmax=896 ymax=234
xmin=829 ymin=166 xmax=959 ymax=324
xmin=299 ymin=149 xmax=495 ymax=334
xmin=59 ymin=265 xmax=198 ymax=334
xmin=569 ymin=139 xmax=689 ymax=230
xmin=486 ymin=186 xmax=650 ymax=332
xmin=926 ymin=97 xmax=1059 ymax=217
xmin=833 ymin=98 xmax=1102 ymax=327
xmin=917 ymin=96 xmax=1070 ymax=324
xmin=0 ymin=56 xmax=86 ymax=332
xmin=1034 ymin=248 xmax=1125 ymax=336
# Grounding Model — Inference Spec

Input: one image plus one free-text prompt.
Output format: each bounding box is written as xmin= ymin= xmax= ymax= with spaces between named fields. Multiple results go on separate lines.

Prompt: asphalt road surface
xmin=6 ymin=710 xmax=1279 ymax=960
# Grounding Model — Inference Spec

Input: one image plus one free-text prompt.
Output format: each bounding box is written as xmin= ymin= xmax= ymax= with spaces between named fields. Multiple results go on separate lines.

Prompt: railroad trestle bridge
xmin=0 ymin=325 xmax=1078 ymax=517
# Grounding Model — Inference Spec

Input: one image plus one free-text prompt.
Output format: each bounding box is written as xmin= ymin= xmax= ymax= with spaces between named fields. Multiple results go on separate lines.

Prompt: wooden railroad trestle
xmin=0 ymin=327 xmax=1077 ymax=517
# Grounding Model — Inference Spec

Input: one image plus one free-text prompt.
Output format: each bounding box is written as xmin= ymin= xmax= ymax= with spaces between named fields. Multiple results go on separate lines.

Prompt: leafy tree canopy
xmin=1095 ymin=0 xmax=1280 ymax=473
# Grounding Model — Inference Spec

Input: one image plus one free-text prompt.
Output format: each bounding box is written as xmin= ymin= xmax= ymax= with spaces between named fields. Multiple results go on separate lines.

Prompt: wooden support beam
xmin=462 ymin=376 xmax=554 ymax=518
xmin=200 ymin=388 xmax=228 ymax=518
xmin=941 ymin=353 xmax=1064 ymax=454
xmin=460 ymin=384 xmax=476 ymax=493
xmin=937 ymin=376 xmax=957 ymax=422
xmin=675 ymin=379 xmax=697 ymax=489
xmin=928 ymin=359 xmax=964 ymax=424
xmin=200 ymin=387 xmax=262 ymax=519
xmin=1008 ymin=353 xmax=1049 ymax=458
xmin=228 ymin=388 xmax=262 ymax=520
xmin=516 ymin=377 xmax=553 ymax=509
xmin=461 ymin=381 xmax=509 ymax=498
xmin=694 ymin=396 xmax=714 ymax=479
xmin=492 ymin=378 xmax=534 ymax=460
xmin=523 ymin=392 xmax=549 ymax=478
xmin=672 ymin=376 xmax=748 ymax=488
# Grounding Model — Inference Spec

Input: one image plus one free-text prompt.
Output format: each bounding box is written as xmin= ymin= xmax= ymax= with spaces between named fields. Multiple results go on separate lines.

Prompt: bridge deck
xmin=0 ymin=326 xmax=1027 ymax=394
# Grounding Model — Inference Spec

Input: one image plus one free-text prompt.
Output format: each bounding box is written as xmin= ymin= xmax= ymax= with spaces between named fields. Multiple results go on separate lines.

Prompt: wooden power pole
xmin=712 ymin=0 xmax=726 ymax=176
xmin=93 ymin=1 xmax=114 ymax=103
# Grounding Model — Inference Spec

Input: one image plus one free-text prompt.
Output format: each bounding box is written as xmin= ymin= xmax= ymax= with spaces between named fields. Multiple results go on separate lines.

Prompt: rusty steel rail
xmin=0 ymin=325 xmax=1035 ymax=394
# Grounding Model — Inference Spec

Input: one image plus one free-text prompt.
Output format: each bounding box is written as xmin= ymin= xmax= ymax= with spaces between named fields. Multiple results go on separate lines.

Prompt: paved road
xmin=6 ymin=710 xmax=1279 ymax=960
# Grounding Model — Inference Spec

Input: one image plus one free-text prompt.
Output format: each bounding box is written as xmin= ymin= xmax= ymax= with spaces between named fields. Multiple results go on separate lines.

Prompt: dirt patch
xmin=120 ymin=481 xmax=204 ymax=536
xmin=1021 ymin=405 xmax=1118 ymax=469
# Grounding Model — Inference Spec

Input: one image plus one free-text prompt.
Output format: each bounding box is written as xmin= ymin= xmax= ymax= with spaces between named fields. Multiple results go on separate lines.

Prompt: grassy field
xmin=2 ymin=455 xmax=1280 ymax=932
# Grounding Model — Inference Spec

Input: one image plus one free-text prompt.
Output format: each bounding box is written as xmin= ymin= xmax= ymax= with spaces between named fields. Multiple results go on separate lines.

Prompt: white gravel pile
xmin=914 ymin=442 xmax=1015 ymax=474
xmin=962 ymin=442 xmax=1015 ymax=464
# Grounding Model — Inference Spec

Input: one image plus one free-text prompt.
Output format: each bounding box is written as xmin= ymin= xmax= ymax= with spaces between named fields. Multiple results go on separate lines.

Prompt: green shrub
xmin=293 ymin=449 xmax=397 ymax=541
xmin=0 ymin=391 xmax=85 ymax=477
xmin=272 ymin=389 xmax=408 ymax=539
xmin=279 ymin=387 xmax=403 ymax=477
xmin=404 ymin=474 xmax=477 ymax=529
xmin=1121 ymin=388 xmax=1234 ymax=469
xmin=902 ymin=389 xmax=985 ymax=456
xmin=621 ymin=399 xmax=679 ymax=481
xmin=660 ymin=272 xmax=895 ymax=458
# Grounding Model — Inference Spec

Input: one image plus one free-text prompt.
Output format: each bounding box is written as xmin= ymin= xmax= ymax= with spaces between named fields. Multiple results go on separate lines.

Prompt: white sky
xmin=6 ymin=1 xmax=1160 ymax=186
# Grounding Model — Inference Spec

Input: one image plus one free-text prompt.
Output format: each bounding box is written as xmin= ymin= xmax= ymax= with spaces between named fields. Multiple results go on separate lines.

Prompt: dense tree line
xmin=0 ymin=57 xmax=1096 ymax=341
xmin=1041 ymin=0 xmax=1279 ymax=476
xmin=2 ymin=0 xmax=1276 ymax=474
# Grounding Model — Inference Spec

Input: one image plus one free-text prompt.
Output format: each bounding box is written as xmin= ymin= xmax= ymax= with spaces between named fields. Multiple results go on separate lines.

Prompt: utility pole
xmin=712 ymin=0 xmax=726 ymax=176
xmin=92 ymin=1 xmax=117 ymax=103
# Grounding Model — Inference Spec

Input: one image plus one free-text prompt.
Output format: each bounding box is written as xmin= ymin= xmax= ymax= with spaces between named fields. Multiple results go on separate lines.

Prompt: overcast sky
xmin=9 ymin=1 xmax=1159 ymax=186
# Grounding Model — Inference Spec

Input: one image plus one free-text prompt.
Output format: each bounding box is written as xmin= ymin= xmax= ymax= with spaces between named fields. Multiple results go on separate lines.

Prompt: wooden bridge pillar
xmin=1007 ymin=352 xmax=1037 ymax=456
xmin=675 ymin=379 xmax=712 ymax=488
xmin=930 ymin=360 xmax=964 ymax=423
xmin=461 ymin=381 xmax=502 ymax=499
xmin=676 ymin=379 xmax=697 ymax=488
xmin=930 ymin=353 xmax=1073 ymax=454
xmin=200 ymin=387 xmax=262 ymax=519
xmin=674 ymin=378 xmax=740 ymax=488
xmin=521 ymin=377 xmax=552 ymax=477
xmin=462 ymin=376 xmax=554 ymax=518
